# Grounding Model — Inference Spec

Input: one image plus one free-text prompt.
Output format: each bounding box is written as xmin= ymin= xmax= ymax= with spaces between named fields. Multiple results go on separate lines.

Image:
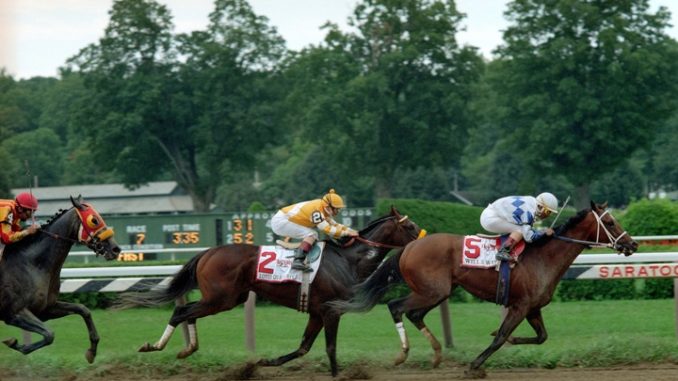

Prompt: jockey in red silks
xmin=0 ymin=192 xmax=41 ymax=260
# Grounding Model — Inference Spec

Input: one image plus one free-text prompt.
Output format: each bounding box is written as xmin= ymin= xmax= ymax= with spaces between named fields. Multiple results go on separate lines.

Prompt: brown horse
xmin=333 ymin=202 xmax=638 ymax=378
xmin=115 ymin=206 xmax=424 ymax=376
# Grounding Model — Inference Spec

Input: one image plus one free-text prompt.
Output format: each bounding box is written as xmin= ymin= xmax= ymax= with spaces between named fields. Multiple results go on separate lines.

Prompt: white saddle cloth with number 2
xmin=255 ymin=243 xmax=325 ymax=283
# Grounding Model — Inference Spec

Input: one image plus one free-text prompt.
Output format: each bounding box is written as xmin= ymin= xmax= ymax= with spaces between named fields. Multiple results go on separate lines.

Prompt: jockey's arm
xmin=0 ymin=221 xmax=30 ymax=244
xmin=316 ymin=218 xmax=357 ymax=239
xmin=520 ymin=224 xmax=542 ymax=243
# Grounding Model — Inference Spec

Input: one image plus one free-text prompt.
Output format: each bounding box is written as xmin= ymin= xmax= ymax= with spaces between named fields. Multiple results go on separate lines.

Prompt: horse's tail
xmin=330 ymin=249 xmax=405 ymax=314
xmin=113 ymin=250 xmax=205 ymax=310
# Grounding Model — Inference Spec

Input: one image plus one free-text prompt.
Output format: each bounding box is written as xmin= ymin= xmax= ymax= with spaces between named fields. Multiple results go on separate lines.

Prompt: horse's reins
xmin=554 ymin=209 xmax=628 ymax=249
xmin=40 ymin=229 xmax=81 ymax=244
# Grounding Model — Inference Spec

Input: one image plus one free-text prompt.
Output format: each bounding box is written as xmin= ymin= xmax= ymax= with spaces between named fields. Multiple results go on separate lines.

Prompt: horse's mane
xmin=359 ymin=214 xmax=395 ymax=236
xmin=554 ymin=208 xmax=590 ymax=235
xmin=42 ymin=207 xmax=73 ymax=228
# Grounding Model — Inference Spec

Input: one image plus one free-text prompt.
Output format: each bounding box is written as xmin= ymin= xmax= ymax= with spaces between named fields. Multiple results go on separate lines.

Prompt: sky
xmin=1 ymin=0 xmax=677 ymax=80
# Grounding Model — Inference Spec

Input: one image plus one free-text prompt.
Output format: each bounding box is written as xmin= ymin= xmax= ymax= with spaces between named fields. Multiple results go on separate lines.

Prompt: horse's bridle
xmin=40 ymin=207 xmax=115 ymax=256
xmin=343 ymin=215 xmax=427 ymax=249
xmin=554 ymin=208 xmax=628 ymax=251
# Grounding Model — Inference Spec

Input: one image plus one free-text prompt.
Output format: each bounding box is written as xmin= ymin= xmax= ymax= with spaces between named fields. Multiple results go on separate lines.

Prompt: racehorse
xmin=115 ymin=206 xmax=424 ymax=377
xmin=333 ymin=202 xmax=637 ymax=378
xmin=0 ymin=196 xmax=120 ymax=362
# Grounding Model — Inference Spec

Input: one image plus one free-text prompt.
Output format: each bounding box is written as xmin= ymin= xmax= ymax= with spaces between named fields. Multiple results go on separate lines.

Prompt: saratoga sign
xmin=567 ymin=263 xmax=678 ymax=279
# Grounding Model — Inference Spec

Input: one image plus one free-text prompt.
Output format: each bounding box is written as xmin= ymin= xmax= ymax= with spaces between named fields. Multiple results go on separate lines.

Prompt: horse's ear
xmin=70 ymin=195 xmax=86 ymax=211
xmin=600 ymin=201 xmax=608 ymax=209
xmin=391 ymin=205 xmax=401 ymax=218
xmin=590 ymin=200 xmax=597 ymax=210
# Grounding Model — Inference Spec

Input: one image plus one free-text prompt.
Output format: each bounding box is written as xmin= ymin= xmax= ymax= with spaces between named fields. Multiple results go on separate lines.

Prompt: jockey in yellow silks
xmin=271 ymin=189 xmax=359 ymax=272
xmin=0 ymin=193 xmax=41 ymax=261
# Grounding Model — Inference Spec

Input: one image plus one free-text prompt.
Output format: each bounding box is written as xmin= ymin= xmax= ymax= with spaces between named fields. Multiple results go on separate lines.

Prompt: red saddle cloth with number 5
xmin=461 ymin=235 xmax=526 ymax=268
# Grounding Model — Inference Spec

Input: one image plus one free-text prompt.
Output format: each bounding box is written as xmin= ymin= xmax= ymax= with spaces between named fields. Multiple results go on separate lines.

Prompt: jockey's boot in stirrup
xmin=291 ymin=248 xmax=313 ymax=272
xmin=495 ymin=237 xmax=517 ymax=262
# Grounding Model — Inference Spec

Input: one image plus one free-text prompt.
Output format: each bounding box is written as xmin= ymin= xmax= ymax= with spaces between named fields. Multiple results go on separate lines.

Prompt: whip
xmin=23 ymin=160 xmax=37 ymax=225
xmin=549 ymin=195 xmax=570 ymax=229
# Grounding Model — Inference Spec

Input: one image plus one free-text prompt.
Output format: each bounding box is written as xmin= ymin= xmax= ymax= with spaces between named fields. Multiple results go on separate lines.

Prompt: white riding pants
xmin=271 ymin=211 xmax=318 ymax=240
xmin=480 ymin=206 xmax=520 ymax=234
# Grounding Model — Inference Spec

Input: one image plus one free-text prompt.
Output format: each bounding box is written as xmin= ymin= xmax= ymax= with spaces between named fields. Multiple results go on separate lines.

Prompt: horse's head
xmin=588 ymin=201 xmax=638 ymax=256
xmin=71 ymin=196 xmax=121 ymax=260
xmin=359 ymin=206 xmax=426 ymax=248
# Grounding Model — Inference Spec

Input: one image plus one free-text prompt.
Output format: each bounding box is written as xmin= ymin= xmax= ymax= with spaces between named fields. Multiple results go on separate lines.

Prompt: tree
xmin=66 ymin=0 xmax=286 ymax=211
xmin=1 ymin=128 xmax=64 ymax=188
xmin=489 ymin=0 xmax=678 ymax=208
xmin=284 ymin=0 xmax=483 ymax=201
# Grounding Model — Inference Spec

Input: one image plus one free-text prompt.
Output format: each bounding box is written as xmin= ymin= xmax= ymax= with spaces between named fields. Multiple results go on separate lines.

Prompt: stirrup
xmin=495 ymin=251 xmax=513 ymax=262
xmin=292 ymin=260 xmax=313 ymax=273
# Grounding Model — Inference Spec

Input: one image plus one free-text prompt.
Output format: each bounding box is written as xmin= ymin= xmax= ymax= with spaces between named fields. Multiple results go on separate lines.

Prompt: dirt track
xmin=3 ymin=362 xmax=677 ymax=381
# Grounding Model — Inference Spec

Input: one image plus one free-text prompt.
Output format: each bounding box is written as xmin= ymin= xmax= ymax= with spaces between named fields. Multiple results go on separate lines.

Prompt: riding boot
xmin=495 ymin=237 xmax=517 ymax=262
xmin=291 ymin=241 xmax=313 ymax=272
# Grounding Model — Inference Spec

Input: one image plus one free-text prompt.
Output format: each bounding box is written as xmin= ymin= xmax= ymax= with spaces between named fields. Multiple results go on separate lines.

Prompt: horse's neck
xmin=542 ymin=217 xmax=598 ymax=281
xmin=27 ymin=213 xmax=78 ymax=275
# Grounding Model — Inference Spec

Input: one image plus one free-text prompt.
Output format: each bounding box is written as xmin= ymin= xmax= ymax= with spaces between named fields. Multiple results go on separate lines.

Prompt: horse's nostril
xmin=113 ymin=246 xmax=121 ymax=254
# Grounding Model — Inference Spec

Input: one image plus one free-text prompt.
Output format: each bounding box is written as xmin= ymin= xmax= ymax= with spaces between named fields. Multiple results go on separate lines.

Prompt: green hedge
xmin=376 ymin=198 xmax=484 ymax=234
xmin=619 ymin=198 xmax=678 ymax=235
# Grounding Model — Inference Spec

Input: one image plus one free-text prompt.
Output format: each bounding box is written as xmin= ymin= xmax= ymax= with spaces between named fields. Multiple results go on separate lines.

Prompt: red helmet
xmin=15 ymin=192 xmax=38 ymax=210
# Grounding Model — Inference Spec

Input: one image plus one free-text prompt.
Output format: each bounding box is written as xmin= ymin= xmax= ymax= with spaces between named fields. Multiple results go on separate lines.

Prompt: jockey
xmin=271 ymin=189 xmax=359 ymax=272
xmin=0 ymin=193 xmax=41 ymax=257
xmin=480 ymin=192 xmax=558 ymax=262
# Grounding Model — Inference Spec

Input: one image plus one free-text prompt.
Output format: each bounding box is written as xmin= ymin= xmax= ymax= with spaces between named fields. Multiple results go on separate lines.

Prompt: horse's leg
xmin=388 ymin=291 xmax=449 ymax=366
xmin=3 ymin=309 xmax=54 ymax=355
xmin=404 ymin=297 xmax=448 ymax=368
xmin=258 ymin=313 xmax=324 ymax=367
xmin=39 ymin=301 xmax=100 ymax=363
xmin=465 ymin=304 xmax=528 ymax=379
xmin=506 ymin=308 xmax=547 ymax=345
xmin=322 ymin=312 xmax=341 ymax=377
xmin=138 ymin=302 xmax=196 ymax=353
xmin=387 ymin=295 xmax=411 ymax=365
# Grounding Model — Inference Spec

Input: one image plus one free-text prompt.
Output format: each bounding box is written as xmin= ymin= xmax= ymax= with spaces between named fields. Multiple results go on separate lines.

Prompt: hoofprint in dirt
xmin=1 ymin=362 xmax=678 ymax=381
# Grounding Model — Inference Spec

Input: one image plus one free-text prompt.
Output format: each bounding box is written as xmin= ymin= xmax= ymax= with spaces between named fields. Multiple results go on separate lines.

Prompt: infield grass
xmin=1 ymin=299 xmax=678 ymax=377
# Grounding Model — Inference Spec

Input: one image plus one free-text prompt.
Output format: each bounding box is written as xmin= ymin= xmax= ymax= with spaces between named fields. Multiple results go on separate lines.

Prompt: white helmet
xmin=536 ymin=192 xmax=558 ymax=213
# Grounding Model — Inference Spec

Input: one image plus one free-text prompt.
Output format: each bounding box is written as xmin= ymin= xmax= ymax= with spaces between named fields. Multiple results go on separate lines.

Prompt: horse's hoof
xmin=3 ymin=338 xmax=18 ymax=349
xmin=137 ymin=342 xmax=155 ymax=352
xmin=258 ymin=358 xmax=279 ymax=367
xmin=431 ymin=353 xmax=442 ymax=368
xmin=463 ymin=368 xmax=487 ymax=379
xmin=85 ymin=349 xmax=96 ymax=363
xmin=394 ymin=351 xmax=408 ymax=366
xmin=176 ymin=347 xmax=195 ymax=359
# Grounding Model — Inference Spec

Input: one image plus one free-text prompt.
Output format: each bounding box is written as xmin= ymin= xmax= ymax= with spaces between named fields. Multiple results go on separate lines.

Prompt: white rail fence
xmin=53 ymin=235 xmax=678 ymax=351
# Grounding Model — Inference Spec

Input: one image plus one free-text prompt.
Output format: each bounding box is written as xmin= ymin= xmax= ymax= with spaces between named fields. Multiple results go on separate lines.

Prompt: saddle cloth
xmin=461 ymin=235 xmax=525 ymax=269
xmin=255 ymin=243 xmax=325 ymax=283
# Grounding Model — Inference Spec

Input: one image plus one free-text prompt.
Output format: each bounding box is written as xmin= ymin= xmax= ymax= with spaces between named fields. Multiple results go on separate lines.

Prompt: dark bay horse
xmin=116 ymin=206 xmax=424 ymax=376
xmin=0 ymin=196 xmax=120 ymax=362
xmin=334 ymin=202 xmax=637 ymax=378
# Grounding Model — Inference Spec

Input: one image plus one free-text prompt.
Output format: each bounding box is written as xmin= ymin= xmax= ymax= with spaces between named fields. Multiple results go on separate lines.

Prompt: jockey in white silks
xmin=480 ymin=192 xmax=559 ymax=262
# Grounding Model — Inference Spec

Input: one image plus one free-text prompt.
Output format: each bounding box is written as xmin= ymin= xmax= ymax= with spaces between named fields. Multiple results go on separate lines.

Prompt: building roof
xmin=11 ymin=181 xmax=194 ymax=217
